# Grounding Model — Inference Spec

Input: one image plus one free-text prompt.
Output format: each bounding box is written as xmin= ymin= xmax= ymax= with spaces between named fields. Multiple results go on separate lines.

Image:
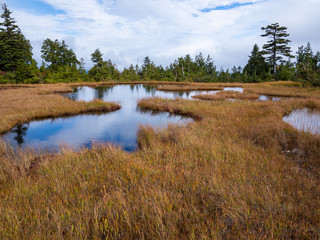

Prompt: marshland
xmin=1 ymin=2 xmax=320 ymax=239
xmin=1 ymin=81 xmax=320 ymax=239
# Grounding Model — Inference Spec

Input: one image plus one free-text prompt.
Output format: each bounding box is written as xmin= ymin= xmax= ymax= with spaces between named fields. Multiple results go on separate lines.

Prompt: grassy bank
xmin=0 ymin=84 xmax=120 ymax=134
xmin=192 ymin=91 xmax=260 ymax=100
xmin=0 ymin=82 xmax=320 ymax=239
xmin=156 ymin=85 xmax=223 ymax=91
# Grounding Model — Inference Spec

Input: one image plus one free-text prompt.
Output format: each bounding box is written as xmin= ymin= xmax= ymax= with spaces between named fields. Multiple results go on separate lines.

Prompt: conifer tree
xmin=91 ymin=49 xmax=103 ymax=68
xmin=89 ymin=49 xmax=120 ymax=81
xmin=244 ymin=44 xmax=269 ymax=78
xmin=0 ymin=4 xmax=32 ymax=72
xmin=261 ymin=23 xmax=293 ymax=74
xmin=41 ymin=38 xmax=79 ymax=71
xmin=296 ymin=42 xmax=320 ymax=85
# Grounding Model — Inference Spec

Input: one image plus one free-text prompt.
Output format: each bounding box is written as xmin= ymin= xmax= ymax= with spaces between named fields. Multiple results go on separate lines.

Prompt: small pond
xmin=258 ymin=95 xmax=281 ymax=101
xmin=3 ymin=84 xmax=220 ymax=152
xmin=283 ymin=108 xmax=320 ymax=135
xmin=223 ymin=87 xmax=243 ymax=93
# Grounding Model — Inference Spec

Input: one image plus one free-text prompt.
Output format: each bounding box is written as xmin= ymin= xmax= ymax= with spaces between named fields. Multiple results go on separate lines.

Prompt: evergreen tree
xmin=91 ymin=49 xmax=103 ymax=68
xmin=205 ymin=54 xmax=216 ymax=77
xmin=121 ymin=64 xmax=139 ymax=81
xmin=89 ymin=49 xmax=119 ymax=81
xmin=296 ymin=42 xmax=320 ymax=85
xmin=141 ymin=56 xmax=157 ymax=80
xmin=0 ymin=4 xmax=32 ymax=72
xmin=231 ymin=66 xmax=243 ymax=82
xmin=195 ymin=52 xmax=205 ymax=73
xmin=184 ymin=54 xmax=192 ymax=74
xmin=276 ymin=60 xmax=295 ymax=81
xmin=41 ymin=38 xmax=79 ymax=71
xmin=261 ymin=23 xmax=293 ymax=74
xmin=296 ymin=42 xmax=314 ymax=80
xmin=15 ymin=59 xmax=40 ymax=83
xmin=79 ymin=57 xmax=86 ymax=74
xmin=244 ymin=44 xmax=269 ymax=80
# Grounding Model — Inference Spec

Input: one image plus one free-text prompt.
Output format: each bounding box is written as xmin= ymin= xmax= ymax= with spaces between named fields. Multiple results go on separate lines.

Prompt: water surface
xmin=258 ymin=95 xmax=281 ymax=101
xmin=223 ymin=87 xmax=244 ymax=93
xmin=2 ymin=85 xmax=202 ymax=152
xmin=283 ymin=108 xmax=320 ymax=135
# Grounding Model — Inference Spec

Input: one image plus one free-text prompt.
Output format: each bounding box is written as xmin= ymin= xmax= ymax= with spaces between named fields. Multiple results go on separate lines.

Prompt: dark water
xmin=283 ymin=108 xmax=320 ymax=135
xmin=2 ymin=84 xmax=212 ymax=152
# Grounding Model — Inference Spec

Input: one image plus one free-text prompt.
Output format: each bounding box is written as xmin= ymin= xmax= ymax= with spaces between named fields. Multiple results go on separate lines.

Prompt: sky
xmin=1 ymin=0 xmax=320 ymax=70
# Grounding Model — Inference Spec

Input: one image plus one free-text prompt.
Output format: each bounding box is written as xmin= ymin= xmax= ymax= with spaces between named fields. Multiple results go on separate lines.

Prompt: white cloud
xmin=6 ymin=0 xmax=320 ymax=70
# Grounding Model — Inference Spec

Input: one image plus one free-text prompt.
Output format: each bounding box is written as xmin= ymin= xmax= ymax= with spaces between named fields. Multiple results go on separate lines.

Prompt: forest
xmin=0 ymin=4 xmax=319 ymax=85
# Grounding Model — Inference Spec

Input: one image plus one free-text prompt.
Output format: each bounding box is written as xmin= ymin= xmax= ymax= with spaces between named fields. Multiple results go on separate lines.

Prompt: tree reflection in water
xmin=11 ymin=123 xmax=29 ymax=146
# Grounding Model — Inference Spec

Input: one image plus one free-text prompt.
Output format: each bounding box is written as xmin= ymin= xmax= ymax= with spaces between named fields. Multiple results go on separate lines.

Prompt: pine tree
xmin=244 ymin=44 xmax=269 ymax=79
xmin=261 ymin=23 xmax=293 ymax=74
xmin=41 ymin=38 xmax=79 ymax=71
xmin=195 ymin=52 xmax=205 ymax=72
xmin=141 ymin=56 xmax=155 ymax=79
xmin=79 ymin=57 xmax=86 ymax=74
xmin=296 ymin=42 xmax=320 ymax=85
xmin=88 ymin=49 xmax=120 ymax=81
xmin=0 ymin=4 xmax=32 ymax=72
xmin=205 ymin=54 xmax=216 ymax=77
xmin=91 ymin=49 xmax=103 ymax=68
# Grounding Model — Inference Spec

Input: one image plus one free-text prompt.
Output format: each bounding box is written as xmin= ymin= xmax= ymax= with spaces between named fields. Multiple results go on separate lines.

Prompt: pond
xmin=2 ymin=84 xmax=215 ymax=152
xmin=223 ymin=87 xmax=244 ymax=93
xmin=283 ymin=108 xmax=320 ymax=135
xmin=258 ymin=95 xmax=281 ymax=101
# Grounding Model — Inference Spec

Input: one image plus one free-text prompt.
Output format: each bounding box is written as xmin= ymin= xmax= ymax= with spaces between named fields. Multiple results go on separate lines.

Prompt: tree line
xmin=0 ymin=4 xmax=319 ymax=86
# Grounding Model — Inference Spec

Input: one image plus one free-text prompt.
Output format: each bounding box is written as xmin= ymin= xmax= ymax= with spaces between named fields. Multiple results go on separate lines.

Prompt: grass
xmin=0 ymin=81 xmax=320 ymax=239
xmin=0 ymin=84 xmax=120 ymax=134
xmin=245 ymin=82 xmax=320 ymax=99
xmin=157 ymin=84 xmax=223 ymax=91
xmin=192 ymin=91 xmax=260 ymax=101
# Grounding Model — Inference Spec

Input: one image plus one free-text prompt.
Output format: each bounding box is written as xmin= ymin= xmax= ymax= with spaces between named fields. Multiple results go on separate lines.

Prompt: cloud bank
xmin=3 ymin=0 xmax=320 ymax=70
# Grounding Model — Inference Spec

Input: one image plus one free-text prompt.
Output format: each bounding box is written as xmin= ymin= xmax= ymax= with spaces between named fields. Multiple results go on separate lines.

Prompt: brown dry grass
xmin=192 ymin=91 xmax=260 ymax=101
xmin=245 ymin=82 xmax=320 ymax=99
xmin=0 ymin=84 xmax=120 ymax=134
xmin=0 ymin=82 xmax=320 ymax=239
xmin=157 ymin=84 xmax=223 ymax=91
xmin=151 ymin=81 xmax=320 ymax=99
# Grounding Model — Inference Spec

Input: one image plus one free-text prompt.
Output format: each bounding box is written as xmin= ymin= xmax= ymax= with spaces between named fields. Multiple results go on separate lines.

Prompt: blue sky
xmin=4 ymin=0 xmax=64 ymax=15
xmin=1 ymin=0 xmax=320 ymax=70
xmin=201 ymin=2 xmax=255 ymax=12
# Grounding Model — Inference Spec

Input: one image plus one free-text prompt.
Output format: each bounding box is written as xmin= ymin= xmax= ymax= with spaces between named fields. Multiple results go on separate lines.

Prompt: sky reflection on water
xmin=283 ymin=108 xmax=320 ymax=135
xmin=2 ymin=85 xmax=203 ymax=152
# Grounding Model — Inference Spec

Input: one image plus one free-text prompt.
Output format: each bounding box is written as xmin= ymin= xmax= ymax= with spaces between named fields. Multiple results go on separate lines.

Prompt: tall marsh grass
xmin=0 ymin=84 xmax=120 ymax=134
xmin=0 ymin=82 xmax=320 ymax=239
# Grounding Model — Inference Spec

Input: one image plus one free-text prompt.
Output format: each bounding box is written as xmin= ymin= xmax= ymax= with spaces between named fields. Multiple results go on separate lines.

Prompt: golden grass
xmin=0 ymin=84 xmax=120 ymax=134
xmin=0 ymin=82 xmax=320 ymax=239
xmin=157 ymin=85 xmax=223 ymax=91
xmin=245 ymin=83 xmax=320 ymax=99
xmin=192 ymin=91 xmax=260 ymax=101
xmin=150 ymin=81 xmax=320 ymax=99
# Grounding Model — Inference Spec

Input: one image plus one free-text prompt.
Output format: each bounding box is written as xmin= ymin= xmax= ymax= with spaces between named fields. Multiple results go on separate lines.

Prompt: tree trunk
xmin=273 ymin=34 xmax=276 ymax=74
xmin=182 ymin=65 xmax=185 ymax=78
